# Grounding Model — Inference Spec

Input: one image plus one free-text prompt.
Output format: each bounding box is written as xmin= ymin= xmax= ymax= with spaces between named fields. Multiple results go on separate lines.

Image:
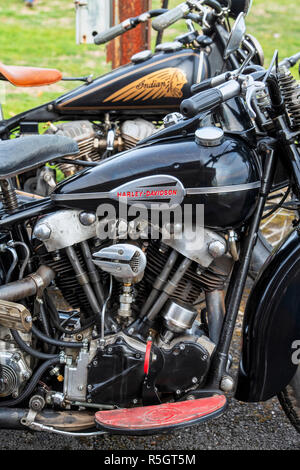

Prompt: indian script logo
xmin=103 ymin=68 xmax=187 ymax=103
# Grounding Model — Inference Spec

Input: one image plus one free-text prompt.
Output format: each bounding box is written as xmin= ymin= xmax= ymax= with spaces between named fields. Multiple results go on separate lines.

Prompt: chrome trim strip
xmin=52 ymin=192 xmax=110 ymax=201
xmin=186 ymin=182 xmax=261 ymax=195
xmin=196 ymin=50 xmax=204 ymax=84
xmin=51 ymin=182 xmax=261 ymax=202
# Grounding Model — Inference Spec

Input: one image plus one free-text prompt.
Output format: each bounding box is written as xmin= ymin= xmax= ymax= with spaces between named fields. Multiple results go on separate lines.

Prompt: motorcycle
xmin=0 ymin=0 xmax=263 ymax=196
xmin=0 ymin=13 xmax=299 ymax=436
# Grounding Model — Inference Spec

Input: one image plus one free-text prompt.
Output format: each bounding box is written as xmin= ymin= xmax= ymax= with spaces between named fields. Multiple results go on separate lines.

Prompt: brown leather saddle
xmin=0 ymin=62 xmax=62 ymax=87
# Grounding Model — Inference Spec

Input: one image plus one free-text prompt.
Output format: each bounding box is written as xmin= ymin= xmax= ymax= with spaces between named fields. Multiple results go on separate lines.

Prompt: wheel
xmin=278 ymin=366 xmax=300 ymax=433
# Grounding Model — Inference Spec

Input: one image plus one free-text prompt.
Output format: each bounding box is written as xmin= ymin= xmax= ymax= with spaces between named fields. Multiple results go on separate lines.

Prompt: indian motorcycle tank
xmin=51 ymin=134 xmax=261 ymax=230
xmin=54 ymin=49 xmax=206 ymax=117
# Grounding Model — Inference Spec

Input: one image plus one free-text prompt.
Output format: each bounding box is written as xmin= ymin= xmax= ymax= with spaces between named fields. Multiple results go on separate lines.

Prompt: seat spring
xmin=278 ymin=67 xmax=300 ymax=129
xmin=0 ymin=179 xmax=18 ymax=212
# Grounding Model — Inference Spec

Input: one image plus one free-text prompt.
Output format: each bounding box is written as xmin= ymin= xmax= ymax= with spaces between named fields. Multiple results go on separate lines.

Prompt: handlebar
xmin=94 ymin=0 xmax=226 ymax=45
xmin=190 ymin=64 xmax=266 ymax=95
xmin=152 ymin=0 xmax=224 ymax=31
xmin=278 ymin=52 xmax=300 ymax=70
xmin=180 ymin=79 xmax=241 ymax=117
xmin=94 ymin=9 xmax=167 ymax=45
xmin=152 ymin=3 xmax=190 ymax=32
xmin=181 ymin=49 xmax=300 ymax=119
xmin=94 ymin=20 xmax=132 ymax=45
xmin=191 ymin=72 xmax=231 ymax=94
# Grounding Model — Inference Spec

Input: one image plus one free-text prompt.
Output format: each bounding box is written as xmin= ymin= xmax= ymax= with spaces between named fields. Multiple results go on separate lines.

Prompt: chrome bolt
xmin=186 ymin=395 xmax=195 ymax=400
xmin=208 ymin=240 xmax=226 ymax=258
xmin=192 ymin=377 xmax=198 ymax=384
xmin=79 ymin=212 xmax=96 ymax=226
xmin=220 ymin=375 xmax=234 ymax=392
xmin=33 ymin=223 xmax=51 ymax=241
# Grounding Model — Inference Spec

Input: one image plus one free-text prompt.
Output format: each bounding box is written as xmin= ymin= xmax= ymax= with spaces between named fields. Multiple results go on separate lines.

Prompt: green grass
xmin=0 ymin=0 xmax=299 ymax=117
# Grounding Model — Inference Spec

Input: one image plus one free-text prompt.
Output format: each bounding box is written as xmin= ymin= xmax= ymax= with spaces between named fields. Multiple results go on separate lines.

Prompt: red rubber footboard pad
xmin=95 ymin=395 xmax=226 ymax=431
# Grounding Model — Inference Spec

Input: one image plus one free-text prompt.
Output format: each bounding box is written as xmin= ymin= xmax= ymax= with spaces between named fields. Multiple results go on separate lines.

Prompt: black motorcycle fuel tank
xmin=51 ymin=133 xmax=261 ymax=230
xmin=54 ymin=49 xmax=206 ymax=116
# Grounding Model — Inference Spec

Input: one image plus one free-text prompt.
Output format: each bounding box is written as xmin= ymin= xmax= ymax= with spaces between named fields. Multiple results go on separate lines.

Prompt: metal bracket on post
xmin=75 ymin=0 xmax=112 ymax=44
xmin=20 ymin=408 xmax=38 ymax=428
xmin=107 ymin=0 xmax=152 ymax=69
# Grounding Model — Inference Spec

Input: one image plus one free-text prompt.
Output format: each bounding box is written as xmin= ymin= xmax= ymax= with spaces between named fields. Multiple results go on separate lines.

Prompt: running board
xmin=95 ymin=395 xmax=227 ymax=435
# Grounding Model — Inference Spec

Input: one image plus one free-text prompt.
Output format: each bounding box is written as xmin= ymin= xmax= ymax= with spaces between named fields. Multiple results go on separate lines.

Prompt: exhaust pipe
xmin=0 ymin=269 xmax=99 ymax=434
xmin=0 ymin=407 xmax=95 ymax=431
xmin=0 ymin=265 xmax=55 ymax=302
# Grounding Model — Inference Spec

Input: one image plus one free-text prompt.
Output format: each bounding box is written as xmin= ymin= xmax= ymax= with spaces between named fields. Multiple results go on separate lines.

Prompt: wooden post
xmin=107 ymin=0 xmax=152 ymax=69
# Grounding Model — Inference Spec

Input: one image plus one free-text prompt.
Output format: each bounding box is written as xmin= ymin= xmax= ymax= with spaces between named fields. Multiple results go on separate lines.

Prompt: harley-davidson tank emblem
xmin=103 ymin=68 xmax=187 ymax=103
xmin=110 ymin=175 xmax=186 ymax=207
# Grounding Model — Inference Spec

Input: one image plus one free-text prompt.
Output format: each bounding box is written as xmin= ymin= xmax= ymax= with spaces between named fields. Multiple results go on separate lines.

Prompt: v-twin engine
xmin=42 ymin=118 xmax=156 ymax=185
xmin=26 ymin=204 xmax=233 ymax=408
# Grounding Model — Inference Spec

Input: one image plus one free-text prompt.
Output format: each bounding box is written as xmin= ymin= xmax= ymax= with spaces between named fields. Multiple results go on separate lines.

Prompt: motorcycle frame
xmin=0 ymin=17 xmax=254 ymax=140
xmin=0 ymin=114 xmax=298 ymax=406
xmin=1 ymin=73 xmax=298 ymax=409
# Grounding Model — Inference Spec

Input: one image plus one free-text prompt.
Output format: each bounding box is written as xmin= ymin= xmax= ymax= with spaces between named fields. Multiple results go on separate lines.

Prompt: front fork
xmin=206 ymin=138 xmax=277 ymax=389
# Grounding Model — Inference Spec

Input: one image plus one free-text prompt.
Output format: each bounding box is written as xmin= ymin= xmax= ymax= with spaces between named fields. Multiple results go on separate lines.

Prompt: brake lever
xmin=240 ymin=75 xmax=266 ymax=118
xmin=195 ymin=4 xmax=211 ymax=29
xmin=186 ymin=18 xmax=196 ymax=32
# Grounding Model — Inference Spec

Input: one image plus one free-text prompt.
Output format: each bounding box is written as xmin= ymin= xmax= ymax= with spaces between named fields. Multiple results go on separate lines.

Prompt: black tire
xmin=278 ymin=366 xmax=300 ymax=433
